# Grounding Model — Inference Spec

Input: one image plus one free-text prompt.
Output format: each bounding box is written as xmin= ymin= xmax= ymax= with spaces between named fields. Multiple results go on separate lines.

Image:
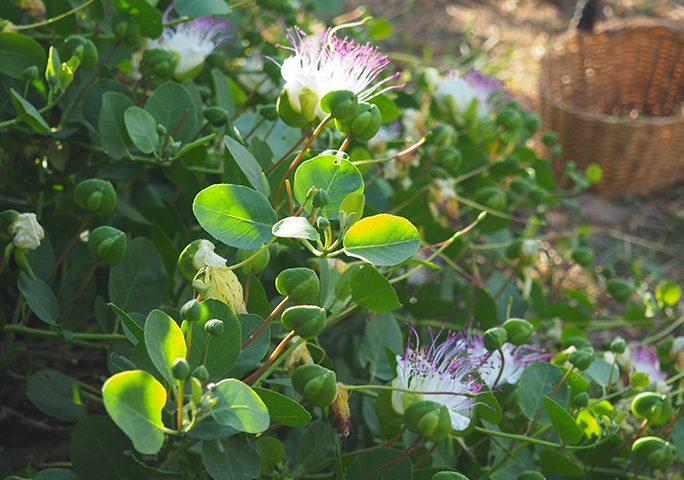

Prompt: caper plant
xmin=0 ymin=2 xmax=682 ymax=480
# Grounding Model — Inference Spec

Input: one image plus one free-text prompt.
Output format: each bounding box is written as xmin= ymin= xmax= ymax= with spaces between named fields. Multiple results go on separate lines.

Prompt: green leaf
xmin=368 ymin=18 xmax=394 ymax=41
xmin=350 ymin=266 xmax=401 ymax=312
xmin=201 ymin=436 xmax=260 ymax=480
xmin=99 ymin=92 xmax=134 ymax=160
xmin=34 ymin=468 xmax=78 ymax=480
xmin=9 ymin=88 xmax=49 ymax=133
xmin=369 ymin=94 xmax=400 ymax=123
xmin=296 ymin=420 xmax=339 ymax=473
xmin=71 ymin=416 xmax=144 ymax=480
xmin=211 ymin=68 xmax=235 ymax=114
xmin=539 ymin=449 xmax=584 ymax=477
xmin=346 ymin=449 xmax=412 ymax=480
xmin=656 ymin=279 xmax=681 ymax=306
xmin=339 ymin=192 xmax=365 ymax=227
xmin=542 ymin=396 xmax=583 ymax=445
xmin=672 ymin=417 xmax=684 ymax=463
xmin=124 ymin=106 xmax=159 ymax=154
xmin=253 ymin=387 xmax=311 ymax=427
xmin=476 ymin=389 xmax=503 ymax=424
xmin=358 ymin=313 xmax=403 ymax=380
xmin=343 ymin=214 xmax=420 ymax=266
xmin=211 ymin=379 xmax=270 ymax=433
xmin=145 ymin=82 xmax=200 ymax=143
xmin=107 ymin=302 xmax=144 ymax=344
xmin=585 ymin=357 xmax=619 ymax=388
xmin=187 ymin=299 xmax=242 ymax=379
xmin=111 ymin=0 xmax=162 ymax=38
xmin=17 ymin=272 xmax=59 ymax=325
xmin=144 ymin=309 xmax=187 ymax=385
xmin=224 ymin=135 xmax=270 ymax=196
xmin=26 ymin=369 xmax=86 ymax=422
xmin=518 ymin=363 xmax=569 ymax=422
xmin=102 ymin=370 xmax=167 ymax=455
xmin=0 ymin=32 xmax=46 ymax=79
xmin=193 ymin=184 xmax=277 ymax=249
xmin=109 ymin=238 xmax=167 ymax=314
xmin=272 ymin=216 xmax=320 ymax=242
xmin=256 ymin=437 xmax=285 ymax=476
xmin=293 ymin=154 xmax=364 ymax=220
xmin=175 ymin=0 xmax=230 ymax=15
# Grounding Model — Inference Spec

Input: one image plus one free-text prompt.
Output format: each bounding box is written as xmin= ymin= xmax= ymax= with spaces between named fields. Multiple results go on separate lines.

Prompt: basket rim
xmin=540 ymin=16 xmax=684 ymax=126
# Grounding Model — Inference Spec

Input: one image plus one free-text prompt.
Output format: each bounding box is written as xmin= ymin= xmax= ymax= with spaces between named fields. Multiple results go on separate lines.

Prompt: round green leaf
xmin=26 ymin=369 xmax=86 ymax=422
xmin=71 ymin=416 xmax=144 ymax=480
xmin=272 ymin=216 xmax=320 ymax=242
xmin=518 ymin=363 xmax=569 ymax=422
xmin=542 ymin=396 xmax=583 ymax=445
xmin=0 ymin=32 xmax=46 ymax=79
xmin=102 ymin=370 xmax=167 ymax=455
xmin=211 ymin=379 xmax=270 ymax=433
xmin=201 ymin=436 xmax=260 ymax=480
xmin=17 ymin=272 xmax=59 ymax=325
xmin=144 ymin=81 xmax=200 ymax=143
xmin=193 ymin=184 xmax=277 ymax=249
xmin=186 ymin=299 xmax=242 ymax=379
xmin=124 ymin=106 xmax=159 ymax=154
xmin=144 ymin=309 xmax=187 ymax=385
xmin=253 ymin=387 xmax=311 ymax=427
xmin=293 ymin=154 xmax=364 ymax=220
xmin=656 ymin=279 xmax=681 ymax=306
xmin=343 ymin=214 xmax=420 ymax=266
xmin=350 ymin=265 xmax=401 ymax=312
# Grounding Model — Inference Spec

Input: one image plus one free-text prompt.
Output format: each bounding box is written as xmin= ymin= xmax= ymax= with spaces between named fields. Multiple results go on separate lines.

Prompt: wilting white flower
xmin=464 ymin=333 xmax=550 ymax=387
xmin=149 ymin=8 xmax=229 ymax=79
xmin=434 ymin=70 xmax=502 ymax=119
xmin=10 ymin=213 xmax=44 ymax=250
xmin=194 ymin=239 xmax=227 ymax=269
xmin=194 ymin=240 xmax=246 ymax=314
xmin=392 ymin=328 xmax=483 ymax=431
xmin=279 ymin=27 xmax=398 ymax=117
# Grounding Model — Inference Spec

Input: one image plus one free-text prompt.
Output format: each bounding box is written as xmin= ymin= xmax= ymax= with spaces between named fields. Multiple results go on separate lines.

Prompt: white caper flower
xmin=10 ymin=212 xmax=44 ymax=250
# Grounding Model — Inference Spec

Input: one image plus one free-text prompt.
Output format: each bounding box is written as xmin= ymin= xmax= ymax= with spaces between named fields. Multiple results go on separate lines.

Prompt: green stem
xmin=390 ymin=211 xmax=487 ymax=284
xmin=474 ymin=427 xmax=558 ymax=448
xmin=13 ymin=0 xmax=95 ymax=31
xmin=226 ymin=240 xmax=273 ymax=271
xmin=636 ymin=316 xmax=684 ymax=347
xmin=3 ymin=324 xmax=127 ymax=341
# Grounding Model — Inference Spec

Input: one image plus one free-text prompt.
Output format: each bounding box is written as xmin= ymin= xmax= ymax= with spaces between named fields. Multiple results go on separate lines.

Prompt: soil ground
xmin=347 ymin=0 xmax=684 ymax=289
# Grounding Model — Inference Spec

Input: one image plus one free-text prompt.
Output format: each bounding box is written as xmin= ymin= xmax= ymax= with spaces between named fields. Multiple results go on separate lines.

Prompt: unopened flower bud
xmin=483 ymin=327 xmax=508 ymax=352
xmin=438 ymin=146 xmax=463 ymax=170
xmin=204 ymin=319 xmax=224 ymax=337
xmin=631 ymin=392 xmax=673 ymax=426
xmin=312 ymin=189 xmax=330 ymax=208
xmin=156 ymin=124 xmax=167 ymax=136
xmin=87 ymin=226 xmax=127 ymax=266
xmin=180 ymin=299 xmax=202 ymax=323
xmin=280 ymin=305 xmax=326 ymax=339
xmin=277 ymin=88 xmax=317 ymax=128
xmin=630 ymin=371 xmax=650 ymax=389
xmin=140 ymin=48 xmax=178 ymax=82
xmin=631 ymin=436 xmax=675 ymax=470
xmin=192 ymin=365 xmax=210 ymax=382
xmin=502 ymin=318 xmax=533 ymax=345
xmin=291 ymin=364 xmax=337 ymax=407
xmin=62 ymin=35 xmax=98 ymax=69
xmin=172 ymin=357 xmax=190 ymax=380
xmin=496 ymin=108 xmax=522 ymax=132
xmin=22 ymin=65 xmax=39 ymax=81
xmin=349 ymin=103 xmax=382 ymax=141
xmin=316 ymin=216 xmax=330 ymax=230
xmin=404 ymin=400 xmax=452 ymax=442
xmin=73 ymin=178 xmax=117 ymax=215
xmin=275 ymin=268 xmax=320 ymax=304
xmin=610 ymin=337 xmax=626 ymax=354
xmin=190 ymin=377 xmax=203 ymax=404
xmin=428 ymin=124 xmax=457 ymax=147
xmin=203 ymin=106 xmax=228 ymax=127
xmin=569 ymin=347 xmax=595 ymax=371
xmin=607 ymin=279 xmax=634 ymax=302
xmin=320 ymin=90 xmax=358 ymax=122
xmin=571 ymin=247 xmax=595 ymax=267
xmin=572 ymin=392 xmax=589 ymax=408
xmin=431 ymin=473 xmax=470 ymax=480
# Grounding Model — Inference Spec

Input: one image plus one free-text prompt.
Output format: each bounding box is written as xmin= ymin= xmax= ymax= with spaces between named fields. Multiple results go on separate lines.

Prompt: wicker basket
xmin=540 ymin=18 xmax=684 ymax=198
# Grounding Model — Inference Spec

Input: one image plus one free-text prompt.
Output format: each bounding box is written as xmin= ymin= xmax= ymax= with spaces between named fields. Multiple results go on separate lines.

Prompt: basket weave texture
xmin=540 ymin=18 xmax=684 ymax=198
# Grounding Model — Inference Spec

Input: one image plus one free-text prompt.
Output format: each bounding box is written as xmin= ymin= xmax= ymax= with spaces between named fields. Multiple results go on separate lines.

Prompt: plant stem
xmin=242 ymin=296 xmax=289 ymax=349
xmin=14 ymin=0 xmax=95 ymax=31
xmin=474 ymin=427 xmax=558 ymax=448
xmin=2 ymin=324 xmax=127 ymax=341
xmin=226 ymin=241 xmax=273 ymax=271
xmin=244 ymin=331 xmax=296 ymax=384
